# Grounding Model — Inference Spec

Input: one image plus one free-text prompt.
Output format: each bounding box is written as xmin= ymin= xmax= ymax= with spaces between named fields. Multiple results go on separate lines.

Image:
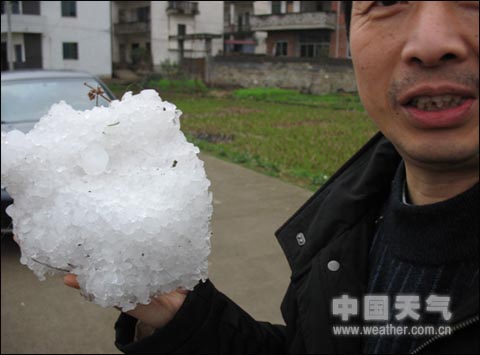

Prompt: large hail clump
xmin=1 ymin=90 xmax=212 ymax=311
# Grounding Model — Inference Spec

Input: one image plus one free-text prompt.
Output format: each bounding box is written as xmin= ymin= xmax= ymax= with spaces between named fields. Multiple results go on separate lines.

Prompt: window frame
xmin=61 ymin=1 xmax=77 ymax=18
xmin=272 ymin=1 xmax=282 ymax=15
xmin=274 ymin=40 xmax=288 ymax=57
xmin=177 ymin=24 xmax=186 ymax=35
xmin=299 ymin=42 xmax=329 ymax=58
xmin=14 ymin=44 xmax=23 ymax=62
xmin=62 ymin=42 xmax=78 ymax=60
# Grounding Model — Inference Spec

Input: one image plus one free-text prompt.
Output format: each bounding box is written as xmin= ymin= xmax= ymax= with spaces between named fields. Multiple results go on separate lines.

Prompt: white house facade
xmin=1 ymin=1 xmax=112 ymax=77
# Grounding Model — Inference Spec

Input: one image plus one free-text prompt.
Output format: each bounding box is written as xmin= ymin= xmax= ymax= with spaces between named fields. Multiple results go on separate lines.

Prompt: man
xmin=66 ymin=1 xmax=479 ymax=353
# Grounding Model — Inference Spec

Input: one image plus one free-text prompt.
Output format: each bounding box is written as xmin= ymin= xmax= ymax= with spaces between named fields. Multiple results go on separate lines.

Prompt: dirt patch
xmin=192 ymin=132 xmax=235 ymax=143
xmin=208 ymin=90 xmax=233 ymax=98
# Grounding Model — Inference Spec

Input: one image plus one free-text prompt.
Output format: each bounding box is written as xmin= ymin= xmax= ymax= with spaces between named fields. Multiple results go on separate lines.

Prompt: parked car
xmin=1 ymin=69 xmax=116 ymax=236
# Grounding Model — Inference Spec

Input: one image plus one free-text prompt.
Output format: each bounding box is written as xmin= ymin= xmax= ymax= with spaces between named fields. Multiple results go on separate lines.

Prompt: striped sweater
xmin=363 ymin=163 xmax=479 ymax=354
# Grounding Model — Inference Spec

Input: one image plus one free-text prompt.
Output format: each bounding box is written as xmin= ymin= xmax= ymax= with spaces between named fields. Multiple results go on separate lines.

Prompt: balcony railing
xmin=251 ymin=11 xmax=336 ymax=31
xmin=166 ymin=1 xmax=199 ymax=16
xmin=224 ymin=23 xmax=252 ymax=34
xmin=114 ymin=21 xmax=150 ymax=35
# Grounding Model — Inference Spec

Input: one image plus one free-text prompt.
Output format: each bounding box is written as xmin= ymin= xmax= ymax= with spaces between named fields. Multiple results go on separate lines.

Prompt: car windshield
xmin=1 ymin=78 xmax=112 ymax=124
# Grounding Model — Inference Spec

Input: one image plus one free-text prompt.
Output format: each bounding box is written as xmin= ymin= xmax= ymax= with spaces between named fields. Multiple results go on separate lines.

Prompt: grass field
xmin=107 ymin=82 xmax=378 ymax=191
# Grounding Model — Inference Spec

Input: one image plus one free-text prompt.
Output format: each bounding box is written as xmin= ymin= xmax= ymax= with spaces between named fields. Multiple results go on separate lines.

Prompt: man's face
xmin=350 ymin=1 xmax=479 ymax=170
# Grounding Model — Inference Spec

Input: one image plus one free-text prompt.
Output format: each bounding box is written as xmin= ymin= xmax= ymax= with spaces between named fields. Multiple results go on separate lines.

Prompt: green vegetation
xmin=147 ymin=79 xmax=208 ymax=94
xmin=108 ymin=79 xmax=207 ymax=98
xmin=106 ymin=82 xmax=377 ymax=190
xmin=233 ymin=87 xmax=365 ymax=111
xmin=174 ymin=91 xmax=376 ymax=190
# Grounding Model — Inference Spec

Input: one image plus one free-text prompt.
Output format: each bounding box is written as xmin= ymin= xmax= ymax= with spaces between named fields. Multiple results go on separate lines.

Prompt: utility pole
xmin=7 ymin=0 xmax=15 ymax=71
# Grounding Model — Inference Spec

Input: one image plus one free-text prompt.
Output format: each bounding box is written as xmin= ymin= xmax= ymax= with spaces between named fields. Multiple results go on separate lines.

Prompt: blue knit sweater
xmin=363 ymin=163 xmax=479 ymax=354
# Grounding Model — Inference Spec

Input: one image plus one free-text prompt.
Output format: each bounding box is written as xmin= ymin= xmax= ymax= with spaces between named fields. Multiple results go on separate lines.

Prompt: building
xmin=250 ymin=1 xmax=349 ymax=59
xmin=1 ymin=1 xmax=112 ymax=77
xmin=111 ymin=1 xmax=223 ymax=72
xmin=223 ymin=1 xmax=266 ymax=56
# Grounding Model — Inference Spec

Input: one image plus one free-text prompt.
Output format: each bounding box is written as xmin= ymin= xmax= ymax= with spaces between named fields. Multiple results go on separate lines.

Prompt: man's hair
xmin=343 ymin=1 xmax=352 ymax=41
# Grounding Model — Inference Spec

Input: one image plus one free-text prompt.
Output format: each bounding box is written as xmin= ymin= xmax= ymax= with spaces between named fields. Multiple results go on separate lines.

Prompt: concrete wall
xmin=209 ymin=56 xmax=356 ymax=94
xmin=1 ymin=1 xmax=112 ymax=76
xmin=40 ymin=1 xmax=112 ymax=76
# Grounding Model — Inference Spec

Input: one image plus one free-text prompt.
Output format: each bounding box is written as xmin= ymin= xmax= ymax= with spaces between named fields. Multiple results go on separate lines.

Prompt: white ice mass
xmin=1 ymin=90 xmax=212 ymax=311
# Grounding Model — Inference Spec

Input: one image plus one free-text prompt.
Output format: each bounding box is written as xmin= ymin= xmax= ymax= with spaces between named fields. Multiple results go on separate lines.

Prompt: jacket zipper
xmin=410 ymin=315 xmax=479 ymax=354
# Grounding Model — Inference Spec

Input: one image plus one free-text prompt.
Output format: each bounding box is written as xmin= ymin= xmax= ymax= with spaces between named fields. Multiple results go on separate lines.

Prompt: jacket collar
xmin=275 ymin=132 xmax=479 ymax=353
xmin=275 ymin=132 xmax=401 ymax=276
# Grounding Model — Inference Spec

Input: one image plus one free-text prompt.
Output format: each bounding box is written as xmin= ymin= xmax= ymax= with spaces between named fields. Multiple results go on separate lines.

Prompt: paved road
xmin=1 ymin=153 xmax=312 ymax=354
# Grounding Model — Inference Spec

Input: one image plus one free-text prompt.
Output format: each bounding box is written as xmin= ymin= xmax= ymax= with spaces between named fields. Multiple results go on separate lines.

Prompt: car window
xmin=1 ymin=78 xmax=112 ymax=124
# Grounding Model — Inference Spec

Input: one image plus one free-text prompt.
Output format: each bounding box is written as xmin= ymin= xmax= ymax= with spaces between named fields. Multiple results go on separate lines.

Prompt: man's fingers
xmin=64 ymin=274 xmax=80 ymax=289
xmin=15 ymin=237 xmax=81 ymax=291
xmin=176 ymin=288 xmax=189 ymax=295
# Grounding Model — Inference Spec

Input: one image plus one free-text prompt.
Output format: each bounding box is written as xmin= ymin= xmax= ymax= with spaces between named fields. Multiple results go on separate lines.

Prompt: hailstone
xmin=1 ymin=90 xmax=213 ymax=311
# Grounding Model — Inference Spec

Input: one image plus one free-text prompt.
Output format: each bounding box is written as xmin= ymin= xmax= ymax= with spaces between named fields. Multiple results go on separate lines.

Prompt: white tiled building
xmin=1 ymin=1 xmax=112 ymax=77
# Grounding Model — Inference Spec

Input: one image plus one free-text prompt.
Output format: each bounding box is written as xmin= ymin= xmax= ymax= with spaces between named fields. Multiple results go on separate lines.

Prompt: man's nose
xmin=400 ymin=3 xmax=469 ymax=68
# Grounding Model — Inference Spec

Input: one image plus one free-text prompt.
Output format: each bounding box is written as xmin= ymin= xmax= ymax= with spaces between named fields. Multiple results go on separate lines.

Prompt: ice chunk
xmin=1 ymin=90 xmax=213 ymax=311
xmin=79 ymin=143 xmax=109 ymax=175
xmin=5 ymin=129 xmax=27 ymax=148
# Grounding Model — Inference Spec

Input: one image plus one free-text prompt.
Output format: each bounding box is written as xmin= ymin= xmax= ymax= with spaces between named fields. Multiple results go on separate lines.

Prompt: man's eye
xmin=373 ymin=1 xmax=408 ymax=7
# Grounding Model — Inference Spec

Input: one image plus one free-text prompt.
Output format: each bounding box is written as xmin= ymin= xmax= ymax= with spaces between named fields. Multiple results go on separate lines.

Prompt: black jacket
xmin=114 ymin=133 xmax=479 ymax=354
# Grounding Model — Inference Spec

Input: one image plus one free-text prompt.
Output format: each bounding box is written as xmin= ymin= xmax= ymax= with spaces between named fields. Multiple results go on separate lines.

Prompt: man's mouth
xmin=407 ymin=95 xmax=468 ymax=111
xmin=397 ymin=84 xmax=477 ymax=128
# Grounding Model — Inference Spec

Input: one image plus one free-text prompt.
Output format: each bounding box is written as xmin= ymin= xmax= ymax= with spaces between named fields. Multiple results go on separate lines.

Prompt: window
xmin=316 ymin=1 xmax=331 ymax=12
xmin=237 ymin=14 xmax=243 ymax=31
xmin=61 ymin=1 xmax=77 ymax=17
xmin=299 ymin=30 xmax=330 ymax=43
xmin=136 ymin=6 xmax=150 ymax=22
xmin=275 ymin=41 xmax=288 ymax=56
xmin=0 ymin=1 xmax=22 ymax=14
xmin=6 ymin=1 xmax=21 ymax=14
xmin=301 ymin=1 xmax=331 ymax=13
xmin=272 ymin=1 xmax=281 ymax=14
xmin=287 ymin=1 xmax=294 ymax=13
xmin=1 ymin=42 xmax=7 ymax=71
xmin=300 ymin=44 xmax=313 ymax=57
xmin=22 ymin=1 xmax=40 ymax=15
xmin=300 ymin=43 xmax=329 ymax=58
xmin=178 ymin=24 xmax=186 ymax=36
xmin=14 ymin=44 xmax=22 ymax=62
xmin=63 ymin=42 xmax=78 ymax=59
xmin=245 ymin=12 xmax=250 ymax=27
xmin=299 ymin=30 xmax=330 ymax=57
xmin=118 ymin=9 xmax=127 ymax=23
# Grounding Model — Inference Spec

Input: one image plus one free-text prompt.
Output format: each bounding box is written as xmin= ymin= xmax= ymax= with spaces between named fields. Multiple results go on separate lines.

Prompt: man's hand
xmin=64 ymin=274 xmax=188 ymax=329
